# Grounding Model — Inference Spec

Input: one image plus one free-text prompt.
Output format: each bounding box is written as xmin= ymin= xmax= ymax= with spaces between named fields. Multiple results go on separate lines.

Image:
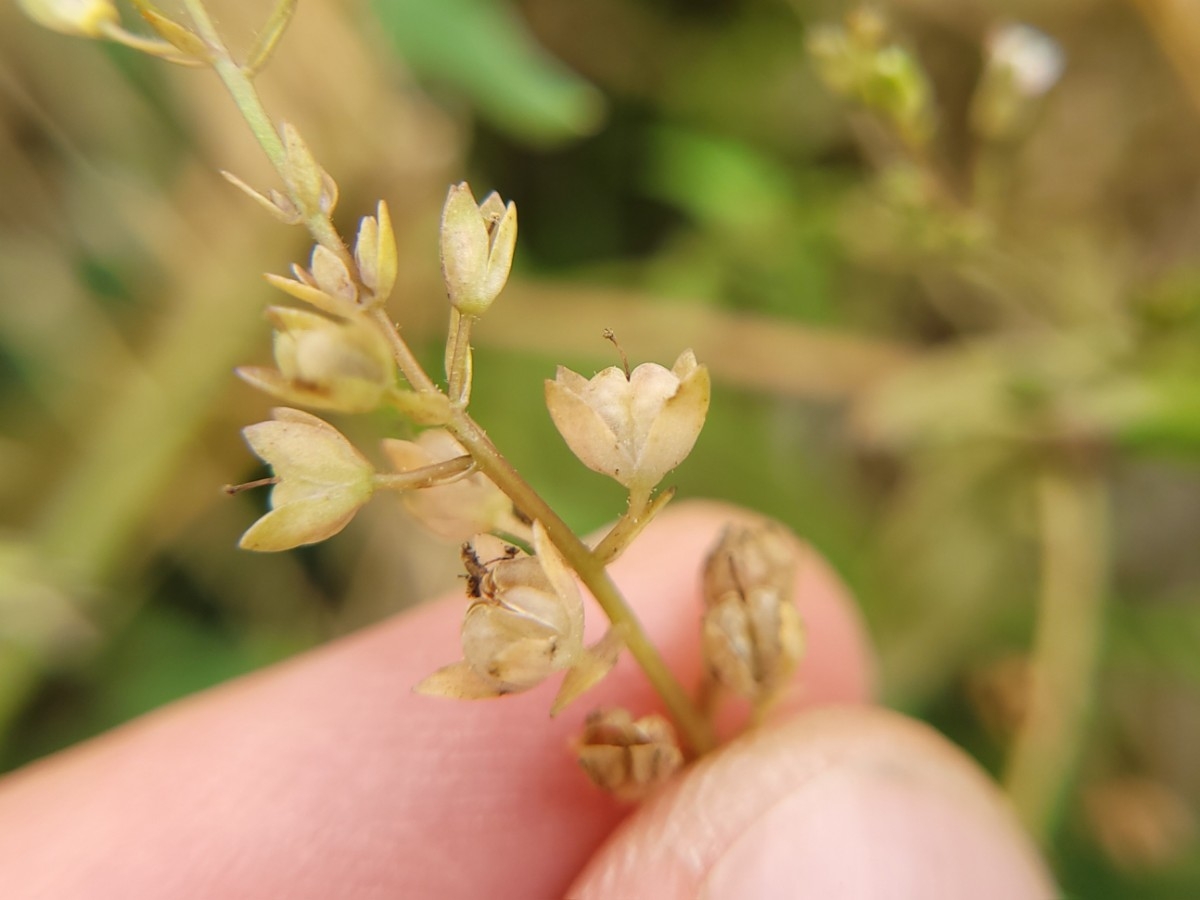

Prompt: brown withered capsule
xmin=701 ymin=522 xmax=805 ymax=702
xmin=576 ymin=709 xmax=683 ymax=802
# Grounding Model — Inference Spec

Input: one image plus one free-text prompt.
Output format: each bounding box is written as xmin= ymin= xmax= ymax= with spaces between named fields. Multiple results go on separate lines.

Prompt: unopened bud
xmin=808 ymin=12 xmax=935 ymax=148
xmin=281 ymin=123 xmax=329 ymax=217
xmin=576 ymin=709 xmax=683 ymax=802
xmin=17 ymin=0 xmax=118 ymax=38
xmin=701 ymin=522 xmax=804 ymax=701
xmin=354 ymin=200 xmax=398 ymax=304
xmin=439 ymin=182 xmax=517 ymax=316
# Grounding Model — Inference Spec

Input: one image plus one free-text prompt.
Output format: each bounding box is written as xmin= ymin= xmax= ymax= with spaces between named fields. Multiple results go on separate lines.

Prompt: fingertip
xmin=570 ymin=707 xmax=1055 ymax=900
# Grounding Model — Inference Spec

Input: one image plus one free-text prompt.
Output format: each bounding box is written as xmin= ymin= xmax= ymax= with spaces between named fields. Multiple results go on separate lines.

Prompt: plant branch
xmin=1003 ymin=465 xmax=1109 ymax=842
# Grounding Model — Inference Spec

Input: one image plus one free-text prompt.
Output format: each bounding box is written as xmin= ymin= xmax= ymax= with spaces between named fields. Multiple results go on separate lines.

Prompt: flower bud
xmin=237 ymin=307 xmax=395 ymax=413
xmin=381 ymin=430 xmax=517 ymax=541
xmin=354 ymin=200 xmax=398 ymax=304
xmin=439 ymin=182 xmax=517 ymax=316
xmin=239 ymin=408 xmax=375 ymax=552
xmin=576 ymin=709 xmax=683 ymax=802
xmin=280 ymin=123 xmax=329 ymax=218
xmin=545 ymin=350 xmax=710 ymax=495
xmin=701 ymin=522 xmax=804 ymax=701
xmin=17 ymin=0 xmax=118 ymax=38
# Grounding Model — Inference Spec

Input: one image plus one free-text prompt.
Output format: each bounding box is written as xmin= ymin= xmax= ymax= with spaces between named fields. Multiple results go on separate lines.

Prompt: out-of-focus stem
xmin=1003 ymin=466 xmax=1109 ymax=842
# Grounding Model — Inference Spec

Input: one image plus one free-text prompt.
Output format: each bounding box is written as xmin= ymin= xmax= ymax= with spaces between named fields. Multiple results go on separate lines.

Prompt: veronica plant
xmin=22 ymin=0 xmax=807 ymax=800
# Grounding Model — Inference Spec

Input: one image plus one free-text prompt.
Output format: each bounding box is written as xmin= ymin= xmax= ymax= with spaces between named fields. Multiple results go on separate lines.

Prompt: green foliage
xmin=371 ymin=0 xmax=604 ymax=143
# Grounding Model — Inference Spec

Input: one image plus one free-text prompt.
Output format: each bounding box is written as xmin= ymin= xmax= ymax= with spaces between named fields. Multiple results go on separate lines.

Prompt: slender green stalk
xmin=446 ymin=311 xmax=474 ymax=406
xmin=592 ymin=487 xmax=672 ymax=565
xmin=370 ymin=308 xmax=438 ymax=394
xmin=181 ymin=0 xmax=285 ymax=169
xmin=1003 ymin=466 xmax=1108 ymax=842
xmin=182 ymin=0 xmax=356 ymax=279
xmin=99 ymin=22 xmax=192 ymax=59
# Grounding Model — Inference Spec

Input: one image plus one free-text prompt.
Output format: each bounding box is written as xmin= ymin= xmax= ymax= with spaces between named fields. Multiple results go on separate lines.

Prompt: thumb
xmin=570 ymin=707 xmax=1055 ymax=899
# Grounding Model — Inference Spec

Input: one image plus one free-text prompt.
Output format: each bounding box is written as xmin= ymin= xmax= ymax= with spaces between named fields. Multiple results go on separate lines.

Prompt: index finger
xmin=0 ymin=502 xmax=873 ymax=899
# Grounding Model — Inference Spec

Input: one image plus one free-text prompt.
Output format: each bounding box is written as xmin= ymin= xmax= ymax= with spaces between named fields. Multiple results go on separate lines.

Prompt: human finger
xmin=571 ymin=707 xmax=1054 ymax=899
xmin=0 ymin=502 xmax=873 ymax=899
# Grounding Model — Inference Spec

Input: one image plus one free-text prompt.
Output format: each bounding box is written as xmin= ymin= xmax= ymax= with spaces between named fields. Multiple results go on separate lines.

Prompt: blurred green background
xmin=2 ymin=0 xmax=1200 ymax=894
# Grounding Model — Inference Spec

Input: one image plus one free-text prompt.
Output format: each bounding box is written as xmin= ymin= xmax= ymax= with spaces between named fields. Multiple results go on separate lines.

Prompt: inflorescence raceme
xmin=21 ymin=0 xmax=807 ymax=800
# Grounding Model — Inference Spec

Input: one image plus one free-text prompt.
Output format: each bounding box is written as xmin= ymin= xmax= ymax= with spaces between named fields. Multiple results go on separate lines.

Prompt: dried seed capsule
xmin=576 ymin=709 xmax=683 ymax=802
xmin=415 ymin=524 xmax=621 ymax=711
xmin=545 ymin=350 xmax=709 ymax=496
xmin=701 ymin=522 xmax=805 ymax=701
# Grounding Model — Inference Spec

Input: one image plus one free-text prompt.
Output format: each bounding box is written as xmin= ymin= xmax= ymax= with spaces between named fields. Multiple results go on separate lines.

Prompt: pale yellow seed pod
xmin=239 ymin=408 xmax=375 ymax=552
xmin=310 ymin=245 xmax=358 ymax=307
xmin=545 ymin=350 xmax=710 ymax=494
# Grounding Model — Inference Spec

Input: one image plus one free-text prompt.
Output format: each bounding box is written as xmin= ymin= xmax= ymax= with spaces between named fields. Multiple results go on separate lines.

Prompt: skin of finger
xmin=570 ymin=707 xmax=1056 ymax=900
xmin=0 ymin=502 xmax=872 ymax=900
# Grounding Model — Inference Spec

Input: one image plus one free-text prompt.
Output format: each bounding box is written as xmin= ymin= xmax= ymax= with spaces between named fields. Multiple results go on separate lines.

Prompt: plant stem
xmin=181 ymin=0 xmax=285 ymax=170
xmin=370 ymin=308 xmax=438 ymax=394
xmin=182 ymin=0 xmax=354 ymax=274
xmin=446 ymin=310 xmax=474 ymax=406
xmin=1003 ymin=466 xmax=1108 ymax=842
xmin=593 ymin=486 xmax=671 ymax=565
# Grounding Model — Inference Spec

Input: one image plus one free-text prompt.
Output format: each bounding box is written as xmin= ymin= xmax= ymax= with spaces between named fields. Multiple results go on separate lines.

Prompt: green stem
xmin=374 ymin=455 xmax=474 ymax=491
xmin=448 ymin=415 xmax=715 ymax=755
xmin=100 ymin=22 xmax=194 ymax=60
xmin=182 ymin=0 xmax=285 ymax=170
xmin=446 ymin=310 xmax=474 ymax=406
xmin=370 ymin=308 xmax=438 ymax=394
xmin=1003 ymin=466 xmax=1108 ymax=842
xmin=592 ymin=486 xmax=671 ymax=565
xmin=182 ymin=0 xmax=353 ymax=272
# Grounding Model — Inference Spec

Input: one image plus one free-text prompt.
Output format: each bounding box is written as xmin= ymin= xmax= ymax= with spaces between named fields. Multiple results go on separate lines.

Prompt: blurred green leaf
xmin=370 ymin=0 xmax=604 ymax=143
xmin=1109 ymin=601 xmax=1200 ymax=686
xmin=1118 ymin=377 xmax=1200 ymax=459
